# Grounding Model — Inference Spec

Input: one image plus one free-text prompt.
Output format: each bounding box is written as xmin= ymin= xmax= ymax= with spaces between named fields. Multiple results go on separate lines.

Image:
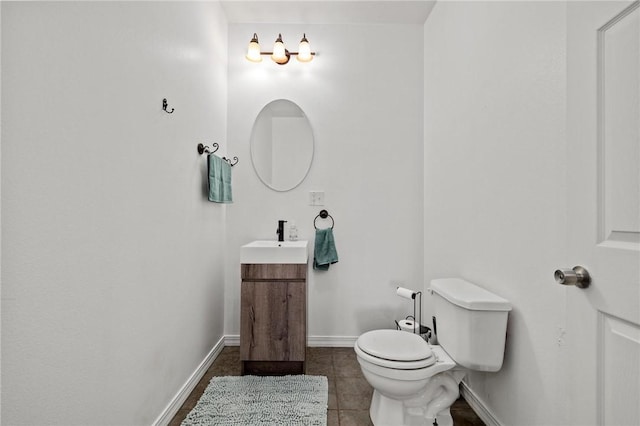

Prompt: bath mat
xmin=181 ymin=375 xmax=328 ymax=426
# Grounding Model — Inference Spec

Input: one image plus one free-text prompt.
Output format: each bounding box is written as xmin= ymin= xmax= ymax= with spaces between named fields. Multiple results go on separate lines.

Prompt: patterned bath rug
xmin=181 ymin=375 xmax=328 ymax=426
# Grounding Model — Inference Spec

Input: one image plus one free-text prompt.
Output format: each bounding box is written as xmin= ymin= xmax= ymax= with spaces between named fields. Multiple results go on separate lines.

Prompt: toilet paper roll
xmin=398 ymin=319 xmax=420 ymax=333
xmin=396 ymin=286 xmax=417 ymax=300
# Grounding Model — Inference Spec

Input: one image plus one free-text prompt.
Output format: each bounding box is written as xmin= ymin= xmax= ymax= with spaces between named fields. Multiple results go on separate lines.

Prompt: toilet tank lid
xmin=430 ymin=278 xmax=512 ymax=311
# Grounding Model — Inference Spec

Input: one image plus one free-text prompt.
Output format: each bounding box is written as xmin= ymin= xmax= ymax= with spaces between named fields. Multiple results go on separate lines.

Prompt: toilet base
xmin=370 ymin=389 xmax=454 ymax=426
xmin=367 ymin=369 xmax=466 ymax=426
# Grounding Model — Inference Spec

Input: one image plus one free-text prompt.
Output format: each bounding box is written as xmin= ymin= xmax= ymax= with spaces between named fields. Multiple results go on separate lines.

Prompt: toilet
xmin=354 ymin=278 xmax=512 ymax=426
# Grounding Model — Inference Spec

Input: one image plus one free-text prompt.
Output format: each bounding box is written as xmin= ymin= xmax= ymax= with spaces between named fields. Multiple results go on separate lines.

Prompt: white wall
xmin=423 ymin=2 xmax=568 ymax=425
xmin=1 ymin=2 xmax=228 ymax=424
xmin=225 ymin=23 xmax=425 ymax=340
xmin=0 ymin=3 xmax=577 ymax=424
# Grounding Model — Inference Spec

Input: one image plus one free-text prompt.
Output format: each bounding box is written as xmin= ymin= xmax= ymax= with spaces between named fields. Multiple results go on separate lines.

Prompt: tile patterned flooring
xmin=170 ymin=346 xmax=485 ymax=426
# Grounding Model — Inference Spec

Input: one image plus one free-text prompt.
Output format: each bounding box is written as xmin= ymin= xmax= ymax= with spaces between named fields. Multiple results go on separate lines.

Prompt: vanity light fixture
xmin=245 ymin=33 xmax=315 ymax=65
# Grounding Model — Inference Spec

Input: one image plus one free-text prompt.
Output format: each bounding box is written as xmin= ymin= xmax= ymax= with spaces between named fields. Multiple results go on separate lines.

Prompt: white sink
xmin=240 ymin=240 xmax=309 ymax=264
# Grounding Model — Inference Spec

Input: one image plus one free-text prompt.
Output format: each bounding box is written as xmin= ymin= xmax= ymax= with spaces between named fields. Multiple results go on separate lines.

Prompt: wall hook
xmin=162 ymin=98 xmax=174 ymax=114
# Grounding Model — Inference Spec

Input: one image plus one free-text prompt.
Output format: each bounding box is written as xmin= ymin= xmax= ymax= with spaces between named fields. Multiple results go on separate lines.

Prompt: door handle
xmin=554 ymin=266 xmax=591 ymax=289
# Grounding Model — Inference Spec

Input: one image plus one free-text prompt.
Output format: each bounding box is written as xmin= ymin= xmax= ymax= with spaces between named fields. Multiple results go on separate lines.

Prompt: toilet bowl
xmin=355 ymin=330 xmax=462 ymax=426
xmin=354 ymin=278 xmax=512 ymax=426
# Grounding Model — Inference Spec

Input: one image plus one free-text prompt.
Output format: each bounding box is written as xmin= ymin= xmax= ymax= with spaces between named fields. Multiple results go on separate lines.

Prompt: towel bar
xmin=197 ymin=143 xmax=239 ymax=166
xmin=197 ymin=143 xmax=219 ymax=155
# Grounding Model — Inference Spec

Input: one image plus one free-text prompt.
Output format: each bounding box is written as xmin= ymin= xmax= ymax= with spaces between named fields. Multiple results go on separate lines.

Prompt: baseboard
xmin=460 ymin=381 xmax=502 ymax=426
xmin=223 ymin=335 xmax=358 ymax=348
xmin=152 ymin=336 xmax=226 ymax=426
xmin=307 ymin=335 xmax=358 ymax=347
xmin=224 ymin=334 xmax=240 ymax=346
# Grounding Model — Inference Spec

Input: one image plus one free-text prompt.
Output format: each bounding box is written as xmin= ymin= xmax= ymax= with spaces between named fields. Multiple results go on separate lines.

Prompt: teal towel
xmin=208 ymin=154 xmax=233 ymax=203
xmin=314 ymin=228 xmax=339 ymax=270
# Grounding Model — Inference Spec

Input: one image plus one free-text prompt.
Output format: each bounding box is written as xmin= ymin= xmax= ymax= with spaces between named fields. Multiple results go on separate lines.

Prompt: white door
xmin=566 ymin=1 xmax=640 ymax=425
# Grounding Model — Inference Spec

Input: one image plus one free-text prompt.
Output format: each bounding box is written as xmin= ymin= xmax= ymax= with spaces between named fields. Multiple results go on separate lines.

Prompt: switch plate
xmin=309 ymin=191 xmax=325 ymax=206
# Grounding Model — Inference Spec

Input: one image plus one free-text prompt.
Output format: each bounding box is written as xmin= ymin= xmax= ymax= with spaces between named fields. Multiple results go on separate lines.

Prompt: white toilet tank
xmin=430 ymin=278 xmax=511 ymax=372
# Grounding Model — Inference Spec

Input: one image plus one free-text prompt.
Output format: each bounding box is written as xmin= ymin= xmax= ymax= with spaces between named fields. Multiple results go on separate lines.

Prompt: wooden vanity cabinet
xmin=240 ymin=263 xmax=307 ymax=375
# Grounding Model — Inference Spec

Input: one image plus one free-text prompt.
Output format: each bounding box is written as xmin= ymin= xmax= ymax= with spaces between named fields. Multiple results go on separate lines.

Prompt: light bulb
xmin=297 ymin=34 xmax=313 ymax=62
xmin=271 ymin=34 xmax=289 ymax=64
xmin=245 ymin=33 xmax=262 ymax=62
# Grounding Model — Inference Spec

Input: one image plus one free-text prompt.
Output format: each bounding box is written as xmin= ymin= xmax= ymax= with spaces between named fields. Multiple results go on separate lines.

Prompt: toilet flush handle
xmin=554 ymin=266 xmax=591 ymax=289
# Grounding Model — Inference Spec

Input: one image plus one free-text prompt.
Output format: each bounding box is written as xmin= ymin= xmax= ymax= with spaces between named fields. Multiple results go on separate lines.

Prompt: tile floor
xmin=170 ymin=346 xmax=485 ymax=426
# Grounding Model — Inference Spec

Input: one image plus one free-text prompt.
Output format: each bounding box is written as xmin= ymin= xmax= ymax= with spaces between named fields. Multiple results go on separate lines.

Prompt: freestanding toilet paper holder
xmin=394 ymin=287 xmax=431 ymax=338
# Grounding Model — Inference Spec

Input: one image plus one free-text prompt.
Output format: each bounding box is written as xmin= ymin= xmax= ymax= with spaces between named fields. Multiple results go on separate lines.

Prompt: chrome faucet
xmin=276 ymin=220 xmax=287 ymax=242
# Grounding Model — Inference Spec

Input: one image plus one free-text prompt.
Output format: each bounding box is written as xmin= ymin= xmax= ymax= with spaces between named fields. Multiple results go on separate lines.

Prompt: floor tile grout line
xmin=332 ymin=347 xmax=341 ymax=425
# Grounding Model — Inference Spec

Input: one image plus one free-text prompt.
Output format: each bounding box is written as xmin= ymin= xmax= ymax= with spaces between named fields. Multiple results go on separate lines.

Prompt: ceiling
xmin=220 ymin=1 xmax=436 ymax=24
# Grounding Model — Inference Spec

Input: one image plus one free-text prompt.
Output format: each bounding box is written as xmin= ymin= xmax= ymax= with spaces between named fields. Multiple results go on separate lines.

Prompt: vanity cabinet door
xmin=240 ymin=280 xmax=306 ymax=362
xmin=240 ymin=263 xmax=307 ymax=375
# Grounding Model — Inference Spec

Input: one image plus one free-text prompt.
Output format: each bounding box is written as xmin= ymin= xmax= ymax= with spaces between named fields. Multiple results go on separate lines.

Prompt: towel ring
xmin=314 ymin=209 xmax=334 ymax=230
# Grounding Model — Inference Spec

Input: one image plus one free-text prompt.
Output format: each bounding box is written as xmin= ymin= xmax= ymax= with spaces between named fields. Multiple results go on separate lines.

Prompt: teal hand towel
xmin=314 ymin=228 xmax=339 ymax=270
xmin=208 ymin=154 xmax=233 ymax=203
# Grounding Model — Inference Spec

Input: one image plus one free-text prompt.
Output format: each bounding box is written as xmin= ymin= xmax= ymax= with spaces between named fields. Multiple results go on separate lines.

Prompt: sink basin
xmin=240 ymin=240 xmax=309 ymax=264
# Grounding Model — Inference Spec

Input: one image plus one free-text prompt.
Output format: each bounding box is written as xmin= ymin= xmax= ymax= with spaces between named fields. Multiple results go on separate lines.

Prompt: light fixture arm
xmin=257 ymin=51 xmax=316 ymax=56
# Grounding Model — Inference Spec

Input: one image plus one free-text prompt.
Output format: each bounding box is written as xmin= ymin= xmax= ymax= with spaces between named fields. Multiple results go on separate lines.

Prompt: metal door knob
xmin=554 ymin=266 xmax=591 ymax=289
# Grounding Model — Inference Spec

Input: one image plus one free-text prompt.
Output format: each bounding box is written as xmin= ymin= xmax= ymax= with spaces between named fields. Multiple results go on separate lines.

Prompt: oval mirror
xmin=250 ymin=99 xmax=314 ymax=192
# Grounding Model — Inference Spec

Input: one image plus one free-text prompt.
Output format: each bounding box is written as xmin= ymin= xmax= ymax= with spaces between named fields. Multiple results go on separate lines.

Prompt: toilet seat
xmin=355 ymin=329 xmax=436 ymax=369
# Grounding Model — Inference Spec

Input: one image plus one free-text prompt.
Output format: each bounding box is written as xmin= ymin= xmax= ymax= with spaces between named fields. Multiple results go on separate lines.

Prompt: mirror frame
xmin=249 ymin=99 xmax=315 ymax=192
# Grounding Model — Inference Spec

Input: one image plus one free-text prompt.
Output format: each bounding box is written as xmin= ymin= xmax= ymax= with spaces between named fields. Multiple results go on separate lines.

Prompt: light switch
xmin=309 ymin=191 xmax=325 ymax=206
